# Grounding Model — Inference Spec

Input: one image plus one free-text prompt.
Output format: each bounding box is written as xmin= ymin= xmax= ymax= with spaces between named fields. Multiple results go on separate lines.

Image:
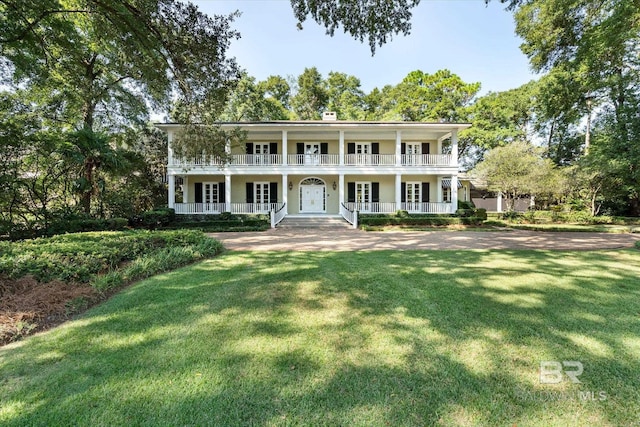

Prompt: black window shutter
xmin=245 ymin=143 xmax=253 ymax=154
xmin=422 ymin=183 xmax=430 ymax=203
xmin=347 ymin=143 xmax=355 ymax=154
xmin=194 ymin=183 xmax=203 ymax=203
xmin=422 ymin=143 xmax=430 ymax=154
xmin=246 ymin=182 xmax=254 ymax=203
xmin=371 ymin=143 xmax=379 ymax=154
xmin=321 ymin=143 xmax=328 ymax=154
xmin=347 ymin=182 xmax=355 ymax=203
xmin=270 ymin=142 xmax=278 ymax=154
xmin=401 ymin=143 xmax=406 ymax=155
xmin=219 ymin=182 xmax=225 ymax=203
xmin=372 ymin=182 xmax=380 ymax=203
xmin=401 ymin=182 xmax=406 ymax=203
xmin=296 ymin=143 xmax=304 ymax=154
xmin=269 ymin=182 xmax=278 ymax=204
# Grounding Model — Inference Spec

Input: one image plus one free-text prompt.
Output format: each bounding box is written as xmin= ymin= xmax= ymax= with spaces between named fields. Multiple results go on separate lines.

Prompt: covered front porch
xmin=168 ymin=173 xmax=466 ymax=216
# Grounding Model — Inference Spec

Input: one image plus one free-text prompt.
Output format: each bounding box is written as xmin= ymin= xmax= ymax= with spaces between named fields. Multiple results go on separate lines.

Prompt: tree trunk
xmin=80 ymin=53 xmax=98 ymax=215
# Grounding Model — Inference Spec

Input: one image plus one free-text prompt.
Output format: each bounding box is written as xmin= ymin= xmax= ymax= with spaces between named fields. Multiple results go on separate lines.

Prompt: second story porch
xmin=163 ymin=121 xmax=469 ymax=170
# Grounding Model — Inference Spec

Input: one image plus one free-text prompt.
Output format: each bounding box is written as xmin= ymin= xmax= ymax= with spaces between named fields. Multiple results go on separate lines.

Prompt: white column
xmin=437 ymin=176 xmax=443 ymax=203
xmin=339 ymin=174 xmax=345 ymax=205
xmin=450 ymin=175 xmax=458 ymax=214
xmin=225 ymin=174 xmax=231 ymax=212
xmin=395 ymin=130 xmax=402 ymax=166
xmin=282 ymin=130 xmax=288 ymax=166
xmin=339 ymin=130 xmax=344 ymax=165
xmin=183 ymin=176 xmax=189 ymax=203
xmin=167 ymin=131 xmax=174 ymax=165
xmin=282 ymin=174 xmax=288 ymax=214
xmin=437 ymin=136 xmax=444 ymax=155
xmin=451 ymin=129 xmax=459 ymax=166
xmin=395 ymin=174 xmax=402 ymax=211
xmin=168 ymin=174 xmax=175 ymax=209
xmin=497 ymin=192 xmax=503 ymax=213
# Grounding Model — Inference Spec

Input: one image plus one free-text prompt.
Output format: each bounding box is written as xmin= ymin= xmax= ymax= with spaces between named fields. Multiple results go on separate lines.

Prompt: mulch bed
xmin=0 ymin=275 xmax=100 ymax=346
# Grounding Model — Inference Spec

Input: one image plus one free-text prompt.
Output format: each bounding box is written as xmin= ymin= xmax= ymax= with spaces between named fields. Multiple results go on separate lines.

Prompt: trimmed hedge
xmin=359 ymin=215 xmax=485 ymax=227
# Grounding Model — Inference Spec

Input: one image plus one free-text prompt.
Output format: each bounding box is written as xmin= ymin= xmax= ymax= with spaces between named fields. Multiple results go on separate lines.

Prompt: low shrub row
xmin=359 ymin=215 xmax=485 ymax=227
xmin=0 ymin=230 xmax=223 ymax=286
xmin=495 ymin=210 xmax=639 ymax=225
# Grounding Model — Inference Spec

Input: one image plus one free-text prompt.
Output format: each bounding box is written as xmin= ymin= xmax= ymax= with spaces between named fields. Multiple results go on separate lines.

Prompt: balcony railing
xmin=343 ymin=202 xmax=398 ymax=213
xmin=174 ymin=202 xmax=452 ymax=215
xmin=401 ymin=202 xmax=452 ymax=214
xmin=170 ymin=154 xmax=454 ymax=167
xmin=401 ymin=154 xmax=451 ymax=165
xmin=173 ymin=202 xmax=280 ymax=214
xmin=344 ymin=154 xmax=396 ymax=165
xmin=287 ymin=154 xmax=340 ymax=165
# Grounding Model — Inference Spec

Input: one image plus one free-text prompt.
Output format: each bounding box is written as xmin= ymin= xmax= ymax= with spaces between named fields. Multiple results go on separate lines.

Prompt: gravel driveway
xmin=209 ymin=229 xmax=640 ymax=251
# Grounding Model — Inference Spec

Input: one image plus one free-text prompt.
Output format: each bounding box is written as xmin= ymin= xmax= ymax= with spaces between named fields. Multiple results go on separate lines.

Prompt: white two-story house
xmin=158 ymin=113 xmax=470 ymax=225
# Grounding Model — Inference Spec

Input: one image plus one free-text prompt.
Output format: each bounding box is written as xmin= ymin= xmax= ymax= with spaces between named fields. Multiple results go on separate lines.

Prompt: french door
xmin=356 ymin=182 xmax=371 ymax=212
xmin=406 ymin=143 xmax=421 ymax=165
xmin=203 ymin=182 xmax=221 ymax=212
xmin=254 ymin=143 xmax=269 ymax=165
xmin=356 ymin=143 xmax=371 ymax=164
xmin=304 ymin=143 xmax=320 ymax=165
xmin=405 ymin=181 xmax=421 ymax=212
xmin=254 ymin=182 xmax=270 ymax=212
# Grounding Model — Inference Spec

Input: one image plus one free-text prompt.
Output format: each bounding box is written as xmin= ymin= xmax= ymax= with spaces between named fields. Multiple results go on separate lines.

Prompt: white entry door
xmin=300 ymin=185 xmax=325 ymax=213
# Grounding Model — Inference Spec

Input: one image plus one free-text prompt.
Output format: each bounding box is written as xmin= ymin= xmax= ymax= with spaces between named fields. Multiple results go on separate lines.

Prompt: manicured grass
xmin=1 ymin=250 xmax=640 ymax=426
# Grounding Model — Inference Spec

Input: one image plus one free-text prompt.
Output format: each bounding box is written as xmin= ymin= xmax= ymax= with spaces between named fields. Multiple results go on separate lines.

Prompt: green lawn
xmin=1 ymin=250 xmax=640 ymax=426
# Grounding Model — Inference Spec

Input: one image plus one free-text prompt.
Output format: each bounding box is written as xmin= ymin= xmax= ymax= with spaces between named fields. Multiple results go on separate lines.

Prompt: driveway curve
xmin=209 ymin=229 xmax=640 ymax=251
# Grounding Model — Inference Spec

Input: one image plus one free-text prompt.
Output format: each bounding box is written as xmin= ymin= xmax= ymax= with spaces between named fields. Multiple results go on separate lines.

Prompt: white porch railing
xmin=170 ymin=153 xmax=454 ymax=167
xmin=344 ymin=202 xmax=397 ymax=213
xmin=401 ymin=154 xmax=452 ymax=165
xmin=270 ymin=203 xmax=287 ymax=228
xmin=174 ymin=203 xmax=226 ymax=214
xmin=230 ymin=203 xmax=281 ymax=214
xmin=340 ymin=203 xmax=358 ymax=229
xmin=344 ymin=154 xmax=396 ymax=165
xmin=173 ymin=203 xmax=281 ymax=214
xmin=287 ymin=154 xmax=340 ymax=165
xmin=401 ymin=202 xmax=452 ymax=213
xmin=231 ymin=154 xmax=282 ymax=166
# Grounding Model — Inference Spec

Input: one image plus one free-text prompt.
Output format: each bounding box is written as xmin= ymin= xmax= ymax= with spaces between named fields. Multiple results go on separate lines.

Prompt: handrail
xmin=340 ymin=203 xmax=358 ymax=229
xmin=271 ymin=203 xmax=287 ymax=228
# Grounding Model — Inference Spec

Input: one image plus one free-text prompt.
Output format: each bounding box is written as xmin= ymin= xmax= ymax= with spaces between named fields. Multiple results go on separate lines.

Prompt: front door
xmin=299 ymin=178 xmax=326 ymax=213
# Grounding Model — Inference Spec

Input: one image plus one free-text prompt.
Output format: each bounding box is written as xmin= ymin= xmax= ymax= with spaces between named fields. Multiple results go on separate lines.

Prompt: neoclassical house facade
xmin=158 ymin=114 xmax=470 ymax=225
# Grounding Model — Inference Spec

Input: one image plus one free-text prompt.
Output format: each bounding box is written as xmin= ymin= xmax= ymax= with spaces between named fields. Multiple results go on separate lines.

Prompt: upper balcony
xmin=170 ymin=153 xmax=453 ymax=168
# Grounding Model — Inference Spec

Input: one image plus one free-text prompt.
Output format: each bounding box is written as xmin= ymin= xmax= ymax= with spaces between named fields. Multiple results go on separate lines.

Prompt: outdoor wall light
xmin=289 ymin=181 xmax=293 ymax=191
xmin=332 ymin=181 xmax=337 ymax=190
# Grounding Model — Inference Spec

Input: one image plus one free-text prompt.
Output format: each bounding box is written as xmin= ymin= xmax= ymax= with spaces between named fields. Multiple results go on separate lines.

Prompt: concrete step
xmin=277 ymin=216 xmax=353 ymax=229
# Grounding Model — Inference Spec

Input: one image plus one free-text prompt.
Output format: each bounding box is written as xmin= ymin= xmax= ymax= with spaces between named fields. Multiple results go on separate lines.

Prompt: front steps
xmin=276 ymin=215 xmax=353 ymax=230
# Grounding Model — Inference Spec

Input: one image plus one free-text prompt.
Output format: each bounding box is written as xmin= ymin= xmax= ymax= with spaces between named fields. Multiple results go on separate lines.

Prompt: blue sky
xmin=192 ymin=0 xmax=538 ymax=95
